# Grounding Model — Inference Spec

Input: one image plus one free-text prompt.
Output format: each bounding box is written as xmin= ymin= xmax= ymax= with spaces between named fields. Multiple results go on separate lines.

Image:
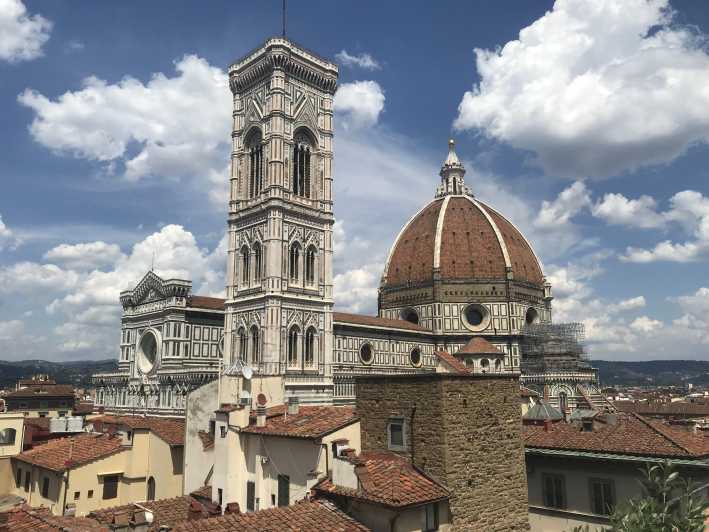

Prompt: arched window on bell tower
xmin=250 ymin=325 xmax=260 ymax=364
xmin=237 ymin=327 xmax=247 ymax=361
xmin=305 ymin=245 xmax=317 ymax=286
xmin=288 ymin=325 xmax=300 ymax=366
xmin=292 ymin=128 xmax=315 ymax=198
xmin=245 ymin=128 xmax=264 ymax=198
xmin=305 ymin=327 xmax=316 ymax=367
xmin=241 ymin=246 xmax=250 ymax=286
xmin=253 ymin=242 xmax=262 ymax=284
xmin=289 ymin=242 xmax=301 ymax=281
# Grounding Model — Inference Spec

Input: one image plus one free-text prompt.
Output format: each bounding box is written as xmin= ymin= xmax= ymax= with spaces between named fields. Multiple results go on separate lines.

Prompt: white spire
xmin=436 ymin=139 xmax=471 ymax=198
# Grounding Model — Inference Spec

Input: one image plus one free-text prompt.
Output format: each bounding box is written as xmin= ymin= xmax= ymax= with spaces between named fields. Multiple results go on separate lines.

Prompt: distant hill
xmin=3 ymin=358 xmax=707 ymax=390
xmin=0 ymin=359 xmax=118 ymax=389
xmin=592 ymin=359 xmax=709 ymax=387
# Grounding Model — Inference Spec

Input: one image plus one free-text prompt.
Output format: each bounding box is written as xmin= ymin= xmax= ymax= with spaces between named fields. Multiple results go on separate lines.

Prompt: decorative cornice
xmin=229 ymin=38 xmax=338 ymax=95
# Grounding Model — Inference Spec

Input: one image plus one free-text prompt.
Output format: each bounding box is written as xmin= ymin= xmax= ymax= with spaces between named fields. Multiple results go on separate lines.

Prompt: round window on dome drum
xmin=401 ymin=308 xmax=419 ymax=325
xmin=409 ymin=347 xmax=422 ymax=367
xmin=525 ymin=307 xmax=540 ymax=325
xmin=462 ymin=304 xmax=489 ymax=331
xmin=359 ymin=343 xmax=373 ymax=364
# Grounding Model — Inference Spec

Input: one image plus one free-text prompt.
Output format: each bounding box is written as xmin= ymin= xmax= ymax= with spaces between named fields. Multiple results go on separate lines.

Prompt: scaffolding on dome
xmin=520 ymin=322 xmax=592 ymax=373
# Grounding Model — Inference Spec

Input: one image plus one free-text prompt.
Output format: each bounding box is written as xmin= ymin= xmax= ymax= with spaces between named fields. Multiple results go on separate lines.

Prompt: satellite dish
xmin=241 ymin=365 xmax=253 ymax=380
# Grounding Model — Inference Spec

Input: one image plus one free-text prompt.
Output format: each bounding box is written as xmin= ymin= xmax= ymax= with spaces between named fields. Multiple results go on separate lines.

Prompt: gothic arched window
xmin=246 ymin=129 xmax=264 ymax=198
xmin=250 ymin=325 xmax=260 ymax=364
xmin=288 ymin=326 xmax=299 ymax=365
xmin=305 ymin=327 xmax=316 ymax=366
xmin=292 ymin=129 xmax=314 ymax=198
xmin=241 ymin=246 xmax=250 ymax=285
xmin=253 ymin=242 xmax=263 ymax=283
xmin=237 ymin=327 xmax=247 ymax=361
xmin=305 ymin=246 xmax=316 ymax=285
xmin=289 ymin=242 xmax=301 ymax=281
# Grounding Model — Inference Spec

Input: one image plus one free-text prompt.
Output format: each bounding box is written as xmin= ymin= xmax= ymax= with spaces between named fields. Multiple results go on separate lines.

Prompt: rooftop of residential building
xmin=0 ymin=505 xmax=106 ymax=530
xmin=171 ymin=499 xmax=369 ymax=532
xmin=13 ymin=433 xmax=124 ymax=472
xmin=91 ymin=414 xmax=185 ymax=446
xmin=524 ymin=412 xmax=709 ymax=459
xmin=241 ymin=405 xmax=358 ymax=440
xmin=314 ymin=451 xmax=449 ymax=509
xmin=90 ymin=492 xmax=220 ymax=530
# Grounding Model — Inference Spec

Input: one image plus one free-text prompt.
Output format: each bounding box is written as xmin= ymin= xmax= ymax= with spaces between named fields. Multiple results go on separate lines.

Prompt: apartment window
xmin=103 ymin=475 xmax=119 ymax=500
xmin=590 ymin=478 xmax=615 ymax=515
xmin=15 ymin=468 xmax=21 ymax=488
xmin=277 ymin=475 xmax=290 ymax=507
xmin=424 ymin=502 xmax=439 ymax=531
xmin=39 ymin=412 xmax=48 ymax=418
xmin=74 ymin=491 xmax=80 ymax=500
xmin=24 ymin=471 xmax=30 ymax=491
xmin=246 ymin=480 xmax=256 ymax=512
xmin=41 ymin=477 xmax=50 ymax=498
xmin=388 ymin=418 xmax=406 ymax=451
xmin=542 ymin=473 xmax=566 ymax=509
xmin=58 ymin=411 xmax=68 ymax=417
xmin=88 ymin=490 xmax=94 ymax=499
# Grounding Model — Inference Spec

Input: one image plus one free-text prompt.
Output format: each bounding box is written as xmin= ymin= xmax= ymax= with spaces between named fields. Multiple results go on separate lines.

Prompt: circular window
xmin=401 ymin=308 xmax=419 ymax=325
xmin=137 ymin=330 xmax=160 ymax=375
xmin=525 ymin=308 xmax=540 ymax=325
xmin=359 ymin=343 xmax=373 ymax=364
xmin=409 ymin=348 xmax=422 ymax=367
xmin=462 ymin=304 xmax=490 ymax=332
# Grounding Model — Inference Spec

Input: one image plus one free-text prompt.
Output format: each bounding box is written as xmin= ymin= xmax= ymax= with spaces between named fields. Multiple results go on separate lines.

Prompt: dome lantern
xmin=436 ymin=139 xmax=471 ymax=198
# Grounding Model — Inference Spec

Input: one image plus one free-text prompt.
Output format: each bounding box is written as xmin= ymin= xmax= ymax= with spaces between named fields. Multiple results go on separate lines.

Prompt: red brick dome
xmin=382 ymin=195 xmax=544 ymax=287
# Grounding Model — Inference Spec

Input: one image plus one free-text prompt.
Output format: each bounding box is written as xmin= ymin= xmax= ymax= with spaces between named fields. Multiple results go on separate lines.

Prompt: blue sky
xmin=1 ymin=0 xmax=709 ymax=362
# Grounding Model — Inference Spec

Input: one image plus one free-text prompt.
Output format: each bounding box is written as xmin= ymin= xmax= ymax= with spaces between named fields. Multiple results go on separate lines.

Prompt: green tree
xmin=609 ymin=461 xmax=708 ymax=532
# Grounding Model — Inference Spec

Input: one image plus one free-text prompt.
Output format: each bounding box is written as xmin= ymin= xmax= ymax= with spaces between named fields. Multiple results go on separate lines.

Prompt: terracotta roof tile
xmin=314 ymin=451 xmax=449 ymax=508
xmin=13 ymin=433 xmax=124 ymax=472
xmin=434 ymin=351 xmax=471 ymax=375
xmin=188 ymin=296 xmax=225 ymax=311
xmin=171 ymin=499 xmax=369 ymax=532
xmin=93 ymin=415 xmax=185 ymax=446
xmin=241 ymin=406 xmax=358 ymax=439
xmin=0 ymin=505 xmax=106 ymax=530
xmin=198 ymin=430 xmax=215 ymax=450
xmin=23 ymin=417 xmax=51 ymax=431
xmin=524 ymin=413 xmax=709 ymax=458
xmin=333 ymin=312 xmax=430 ymax=332
xmin=383 ymin=197 xmax=544 ymax=288
xmin=90 ymin=494 xmax=219 ymax=529
xmin=457 ymin=337 xmax=502 ymax=355
xmin=616 ymin=401 xmax=709 ymax=417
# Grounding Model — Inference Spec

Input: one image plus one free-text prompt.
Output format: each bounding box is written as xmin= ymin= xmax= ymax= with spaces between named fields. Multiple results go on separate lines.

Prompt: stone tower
xmin=224 ymin=38 xmax=338 ymax=402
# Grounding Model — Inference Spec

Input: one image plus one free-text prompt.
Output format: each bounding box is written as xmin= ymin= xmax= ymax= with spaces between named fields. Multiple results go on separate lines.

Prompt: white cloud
xmin=620 ymin=190 xmax=709 ymax=262
xmin=592 ymin=193 xmax=664 ymax=229
xmin=334 ymin=263 xmax=381 ymax=315
xmin=335 ymin=50 xmax=381 ymax=70
xmin=630 ymin=316 xmax=663 ymax=332
xmin=18 ymin=55 xmax=231 ymax=204
xmin=44 ymin=241 xmax=123 ymax=271
xmin=0 ymin=262 xmax=79 ymax=295
xmin=0 ymin=320 xmax=24 ymax=341
xmin=0 ymin=0 xmax=51 ymax=63
xmin=0 ymin=213 xmax=19 ymax=250
xmin=454 ymin=0 xmax=709 ymax=177
xmin=535 ymin=181 xmax=590 ymax=229
xmin=334 ymin=81 xmax=385 ymax=129
xmin=609 ymin=296 xmax=646 ymax=313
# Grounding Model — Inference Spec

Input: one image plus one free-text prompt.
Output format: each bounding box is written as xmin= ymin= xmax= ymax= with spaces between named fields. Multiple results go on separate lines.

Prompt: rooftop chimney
xmin=256 ymin=405 xmax=267 ymax=427
xmin=287 ymin=396 xmax=300 ymax=416
xmin=543 ymin=419 xmax=552 ymax=432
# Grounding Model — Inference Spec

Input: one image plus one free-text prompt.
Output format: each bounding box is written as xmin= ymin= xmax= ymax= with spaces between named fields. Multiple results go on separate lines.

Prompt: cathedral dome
xmin=381 ymin=140 xmax=544 ymax=289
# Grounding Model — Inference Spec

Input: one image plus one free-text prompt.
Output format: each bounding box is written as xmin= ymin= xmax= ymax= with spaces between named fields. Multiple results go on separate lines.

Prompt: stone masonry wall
xmin=356 ymin=374 xmax=529 ymax=531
